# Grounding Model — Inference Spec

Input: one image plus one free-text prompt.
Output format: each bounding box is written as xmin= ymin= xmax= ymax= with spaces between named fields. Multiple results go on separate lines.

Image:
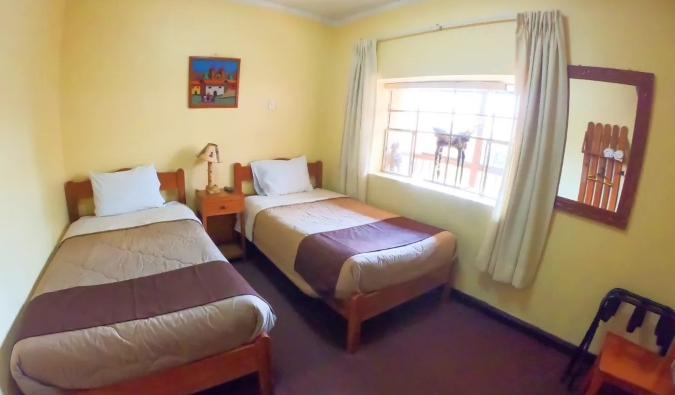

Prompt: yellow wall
xmin=60 ymin=0 xmax=330 ymax=204
xmin=3 ymin=4 xmax=675 ymax=393
xmin=558 ymin=80 xmax=636 ymax=201
xmin=322 ymin=0 xmax=675 ymax=349
xmin=378 ymin=22 xmax=516 ymax=79
xmin=0 ymin=0 xmax=68 ymax=393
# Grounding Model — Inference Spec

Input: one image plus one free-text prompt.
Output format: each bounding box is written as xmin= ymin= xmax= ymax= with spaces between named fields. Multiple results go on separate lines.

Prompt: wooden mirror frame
xmin=554 ymin=66 xmax=654 ymax=229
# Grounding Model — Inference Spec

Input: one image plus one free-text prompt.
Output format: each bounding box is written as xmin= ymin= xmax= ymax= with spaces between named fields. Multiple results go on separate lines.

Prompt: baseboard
xmin=450 ymin=289 xmax=595 ymax=364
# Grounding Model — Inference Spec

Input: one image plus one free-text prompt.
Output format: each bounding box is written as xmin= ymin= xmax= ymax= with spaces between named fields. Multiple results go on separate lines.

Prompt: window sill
xmin=369 ymin=172 xmax=496 ymax=208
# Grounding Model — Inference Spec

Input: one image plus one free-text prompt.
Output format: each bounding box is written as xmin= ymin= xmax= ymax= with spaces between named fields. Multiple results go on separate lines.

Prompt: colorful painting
xmin=188 ymin=56 xmax=240 ymax=108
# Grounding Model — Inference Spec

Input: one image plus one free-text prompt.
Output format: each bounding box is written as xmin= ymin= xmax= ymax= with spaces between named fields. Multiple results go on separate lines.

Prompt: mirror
xmin=557 ymin=80 xmax=637 ymax=210
xmin=555 ymin=66 xmax=654 ymax=229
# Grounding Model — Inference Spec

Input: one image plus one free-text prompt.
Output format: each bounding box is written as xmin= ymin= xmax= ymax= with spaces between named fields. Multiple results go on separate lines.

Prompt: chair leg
xmin=346 ymin=296 xmax=362 ymax=354
xmin=255 ymin=334 xmax=274 ymax=395
xmin=584 ymin=368 xmax=605 ymax=395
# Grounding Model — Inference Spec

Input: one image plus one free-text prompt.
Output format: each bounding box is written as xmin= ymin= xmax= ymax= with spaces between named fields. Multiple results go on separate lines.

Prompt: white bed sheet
xmin=238 ymin=188 xmax=345 ymax=241
xmin=64 ymin=202 xmax=200 ymax=241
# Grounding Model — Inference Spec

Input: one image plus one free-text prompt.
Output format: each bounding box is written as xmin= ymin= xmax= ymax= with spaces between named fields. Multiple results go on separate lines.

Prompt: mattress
xmin=11 ymin=203 xmax=276 ymax=395
xmin=242 ymin=189 xmax=456 ymax=300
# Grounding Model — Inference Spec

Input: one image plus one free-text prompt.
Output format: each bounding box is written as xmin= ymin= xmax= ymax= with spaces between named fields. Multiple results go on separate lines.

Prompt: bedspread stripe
xmin=16 ymin=261 xmax=267 ymax=342
xmin=294 ymin=216 xmax=445 ymax=298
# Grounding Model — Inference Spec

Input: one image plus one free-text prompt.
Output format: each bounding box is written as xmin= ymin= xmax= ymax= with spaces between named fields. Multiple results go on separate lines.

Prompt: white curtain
xmin=339 ymin=39 xmax=377 ymax=202
xmin=475 ymin=10 xmax=569 ymax=288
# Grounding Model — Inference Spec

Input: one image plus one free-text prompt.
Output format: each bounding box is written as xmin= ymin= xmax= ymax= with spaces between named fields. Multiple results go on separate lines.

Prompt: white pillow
xmin=90 ymin=164 xmax=165 ymax=217
xmin=251 ymin=156 xmax=313 ymax=196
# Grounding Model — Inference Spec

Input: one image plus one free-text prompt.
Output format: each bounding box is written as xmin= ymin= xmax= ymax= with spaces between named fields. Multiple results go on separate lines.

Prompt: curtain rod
xmin=374 ymin=13 xmax=518 ymax=43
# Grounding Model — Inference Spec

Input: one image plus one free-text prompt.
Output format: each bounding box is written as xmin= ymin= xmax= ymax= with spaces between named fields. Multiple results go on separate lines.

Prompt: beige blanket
xmin=11 ymin=217 xmax=275 ymax=395
xmin=252 ymin=197 xmax=456 ymax=300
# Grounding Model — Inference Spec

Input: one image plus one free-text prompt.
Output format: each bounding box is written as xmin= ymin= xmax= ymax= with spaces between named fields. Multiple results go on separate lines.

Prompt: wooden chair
xmin=577 ymin=122 xmax=629 ymax=213
xmin=583 ymin=332 xmax=675 ymax=395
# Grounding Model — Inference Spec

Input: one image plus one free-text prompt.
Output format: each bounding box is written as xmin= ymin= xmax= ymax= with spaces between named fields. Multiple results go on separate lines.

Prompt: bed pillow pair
xmin=90 ymin=164 xmax=165 ymax=217
xmin=251 ymin=156 xmax=313 ymax=196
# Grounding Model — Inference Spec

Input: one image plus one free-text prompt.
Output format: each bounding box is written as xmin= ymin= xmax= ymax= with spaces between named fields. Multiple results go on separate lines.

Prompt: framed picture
xmin=188 ymin=56 xmax=240 ymax=108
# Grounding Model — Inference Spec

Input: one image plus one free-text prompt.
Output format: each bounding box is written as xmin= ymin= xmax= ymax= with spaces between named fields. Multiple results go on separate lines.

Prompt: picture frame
xmin=188 ymin=56 xmax=241 ymax=109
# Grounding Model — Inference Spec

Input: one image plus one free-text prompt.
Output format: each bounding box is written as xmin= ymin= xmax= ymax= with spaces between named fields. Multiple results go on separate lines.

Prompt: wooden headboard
xmin=233 ymin=160 xmax=323 ymax=195
xmin=64 ymin=169 xmax=187 ymax=223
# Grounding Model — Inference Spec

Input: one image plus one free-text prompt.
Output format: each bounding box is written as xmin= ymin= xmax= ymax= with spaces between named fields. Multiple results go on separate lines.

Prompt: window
xmin=381 ymin=81 xmax=517 ymax=202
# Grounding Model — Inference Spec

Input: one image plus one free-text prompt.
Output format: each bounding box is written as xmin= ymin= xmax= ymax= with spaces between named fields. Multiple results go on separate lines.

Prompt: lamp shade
xmin=197 ymin=143 xmax=221 ymax=163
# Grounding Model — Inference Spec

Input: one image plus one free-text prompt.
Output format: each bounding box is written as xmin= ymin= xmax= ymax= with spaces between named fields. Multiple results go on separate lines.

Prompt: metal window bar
xmin=382 ymin=90 xmax=393 ymax=173
xmin=474 ymin=90 xmax=489 ymax=194
xmin=409 ymin=89 xmax=421 ymax=178
xmin=383 ymin=131 xmax=510 ymax=153
xmin=385 ymin=129 xmax=511 ymax=144
xmin=382 ymin=142 xmax=511 ymax=196
xmin=389 ymin=109 xmax=516 ymax=121
xmin=389 ymin=126 xmax=498 ymax=136
xmin=481 ymin=141 xmax=493 ymax=195
xmin=383 ymin=88 xmax=516 ymax=200
xmin=442 ymin=91 xmax=455 ymax=185
xmin=480 ymin=90 xmax=499 ymax=195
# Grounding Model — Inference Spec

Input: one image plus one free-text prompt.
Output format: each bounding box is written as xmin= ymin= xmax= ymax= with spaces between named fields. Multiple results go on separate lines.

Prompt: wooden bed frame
xmin=65 ymin=169 xmax=188 ymax=223
xmin=63 ymin=168 xmax=274 ymax=395
xmin=234 ymin=160 xmax=453 ymax=353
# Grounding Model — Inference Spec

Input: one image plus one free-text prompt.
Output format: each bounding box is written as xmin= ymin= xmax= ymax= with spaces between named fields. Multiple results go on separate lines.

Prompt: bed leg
xmin=346 ymin=295 xmax=362 ymax=354
xmin=255 ymin=333 xmax=274 ymax=395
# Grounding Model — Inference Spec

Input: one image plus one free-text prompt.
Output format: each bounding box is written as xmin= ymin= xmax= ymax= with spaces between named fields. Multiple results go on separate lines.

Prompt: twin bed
xmin=12 ymin=170 xmax=275 ymax=395
xmin=234 ymin=160 xmax=456 ymax=353
xmin=11 ymin=160 xmax=457 ymax=395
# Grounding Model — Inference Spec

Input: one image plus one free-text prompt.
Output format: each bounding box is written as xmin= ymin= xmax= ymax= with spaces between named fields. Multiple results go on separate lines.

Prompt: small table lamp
xmin=197 ymin=143 xmax=222 ymax=194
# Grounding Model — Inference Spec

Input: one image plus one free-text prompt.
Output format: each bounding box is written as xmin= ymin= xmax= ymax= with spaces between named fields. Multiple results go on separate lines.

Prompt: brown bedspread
xmin=17 ymin=260 xmax=264 ymax=342
xmin=294 ymin=216 xmax=445 ymax=298
xmin=12 ymin=214 xmax=276 ymax=395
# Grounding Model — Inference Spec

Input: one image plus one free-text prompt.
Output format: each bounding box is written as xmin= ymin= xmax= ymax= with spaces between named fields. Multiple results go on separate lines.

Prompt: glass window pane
xmin=486 ymin=92 xmax=517 ymax=117
xmin=451 ymin=137 xmax=479 ymax=192
xmin=452 ymin=114 xmax=482 ymax=136
xmin=443 ymin=162 xmax=459 ymax=186
xmin=462 ymin=137 xmax=479 ymax=164
xmin=419 ymin=90 xmax=455 ymax=112
xmin=384 ymin=86 xmax=514 ymax=201
xmin=414 ymin=131 xmax=441 ymax=156
xmin=417 ymin=112 xmax=452 ymax=133
xmin=473 ymin=116 xmax=493 ymax=139
xmin=454 ymin=90 xmax=483 ymax=115
xmin=485 ymin=142 xmax=509 ymax=171
xmin=389 ymin=111 xmax=417 ymax=131
xmin=479 ymin=142 xmax=507 ymax=199
xmin=383 ymin=130 xmax=414 ymax=176
xmin=462 ymin=170 xmax=483 ymax=194
xmin=483 ymin=173 xmax=503 ymax=199
xmin=492 ymin=118 xmax=514 ymax=142
xmin=390 ymin=89 xmax=420 ymax=111
xmin=412 ymin=131 xmax=444 ymax=182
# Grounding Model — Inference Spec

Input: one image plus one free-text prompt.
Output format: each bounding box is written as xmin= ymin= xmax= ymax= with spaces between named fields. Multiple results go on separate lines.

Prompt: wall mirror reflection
xmin=554 ymin=66 xmax=654 ymax=229
xmin=557 ymin=80 xmax=636 ymax=211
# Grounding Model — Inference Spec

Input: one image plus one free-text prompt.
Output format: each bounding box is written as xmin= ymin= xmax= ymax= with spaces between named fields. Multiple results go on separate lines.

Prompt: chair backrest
xmin=577 ymin=122 xmax=629 ymax=212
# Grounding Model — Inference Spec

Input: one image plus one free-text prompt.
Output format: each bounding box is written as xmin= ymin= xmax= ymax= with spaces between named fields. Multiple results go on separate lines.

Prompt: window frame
xmin=380 ymin=84 xmax=517 ymax=202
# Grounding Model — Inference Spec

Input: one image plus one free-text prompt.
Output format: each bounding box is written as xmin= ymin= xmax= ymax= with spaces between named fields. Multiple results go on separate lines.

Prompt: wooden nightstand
xmin=195 ymin=189 xmax=246 ymax=260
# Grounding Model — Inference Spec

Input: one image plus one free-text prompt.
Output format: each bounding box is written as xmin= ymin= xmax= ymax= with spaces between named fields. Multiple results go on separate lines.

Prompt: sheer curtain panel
xmin=475 ymin=10 xmax=569 ymax=288
xmin=339 ymin=40 xmax=377 ymax=202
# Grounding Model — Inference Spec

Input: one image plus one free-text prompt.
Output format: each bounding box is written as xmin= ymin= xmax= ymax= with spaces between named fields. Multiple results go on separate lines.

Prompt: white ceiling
xmin=230 ymin=0 xmax=421 ymax=25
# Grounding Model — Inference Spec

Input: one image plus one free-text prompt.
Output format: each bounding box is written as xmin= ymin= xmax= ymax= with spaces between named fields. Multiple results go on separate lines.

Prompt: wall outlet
xmin=268 ymin=100 xmax=276 ymax=111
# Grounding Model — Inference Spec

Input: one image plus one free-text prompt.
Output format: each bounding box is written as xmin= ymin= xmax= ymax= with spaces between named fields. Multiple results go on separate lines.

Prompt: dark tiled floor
xmin=199 ymin=252 xmax=604 ymax=395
